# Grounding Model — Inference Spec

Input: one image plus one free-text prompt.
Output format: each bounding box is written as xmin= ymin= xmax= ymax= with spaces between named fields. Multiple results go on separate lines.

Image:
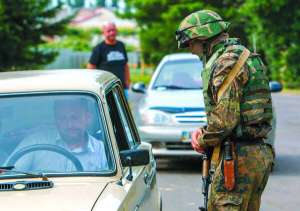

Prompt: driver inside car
xmin=6 ymin=98 xmax=108 ymax=172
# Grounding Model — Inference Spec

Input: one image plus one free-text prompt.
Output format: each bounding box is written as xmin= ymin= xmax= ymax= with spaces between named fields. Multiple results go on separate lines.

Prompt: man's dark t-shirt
xmin=89 ymin=41 xmax=128 ymax=86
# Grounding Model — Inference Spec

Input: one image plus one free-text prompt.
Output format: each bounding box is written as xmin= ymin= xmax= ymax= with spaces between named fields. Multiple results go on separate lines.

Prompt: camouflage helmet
xmin=176 ymin=10 xmax=230 ymax=48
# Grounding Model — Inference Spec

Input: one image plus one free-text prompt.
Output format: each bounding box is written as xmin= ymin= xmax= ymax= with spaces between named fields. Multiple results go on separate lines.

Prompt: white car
xmin=132 ymin=53 xmax=280 ymax=159
xmin=0 ymin=70 xmax=161 ymax=211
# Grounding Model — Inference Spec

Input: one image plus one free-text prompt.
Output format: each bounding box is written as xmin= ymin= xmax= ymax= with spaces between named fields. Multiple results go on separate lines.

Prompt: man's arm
xmin=198 ymin=55 xmax=249 ymax=148
xmin=124 ymin=63 xmax=130 ymax=88
xmin=87 ymin=45 xmax=100 ymax=70
xmin=87 ymin=63 xmax=96 ymax=69
xmin=121 ymin=41 xmax=130 ymax=89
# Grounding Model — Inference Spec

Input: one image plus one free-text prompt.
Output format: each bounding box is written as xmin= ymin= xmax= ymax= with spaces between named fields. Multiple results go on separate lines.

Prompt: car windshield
xmin=153 ymin=59 xmax=203 ymax=90
xmin=0 ymin=93 xmax=114 ymax=178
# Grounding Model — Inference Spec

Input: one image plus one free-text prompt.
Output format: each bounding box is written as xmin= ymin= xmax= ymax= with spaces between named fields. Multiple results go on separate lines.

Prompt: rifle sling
xmin=211 ymin=48 xmax=250 ymax=169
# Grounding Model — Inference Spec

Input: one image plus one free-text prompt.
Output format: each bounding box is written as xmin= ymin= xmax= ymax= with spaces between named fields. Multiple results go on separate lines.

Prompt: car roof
xmin=0 ymin=69 xmax=118 ymax=94
xmin=163 ymin=53 xmax=199 ymax=62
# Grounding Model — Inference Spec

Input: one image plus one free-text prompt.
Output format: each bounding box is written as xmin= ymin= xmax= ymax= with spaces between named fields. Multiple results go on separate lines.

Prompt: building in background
xmin=70 ymin=8 xmax=136 ymax=29
xmin=51 ymin=0 xmax=126 ymax=10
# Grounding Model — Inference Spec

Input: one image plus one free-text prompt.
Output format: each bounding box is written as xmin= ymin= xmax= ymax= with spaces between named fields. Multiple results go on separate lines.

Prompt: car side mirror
xmin=120 ymin=148 xmax=150 ymax=167
xmin=131 ymin=82 xmax=146 ymax=94
xmin=269 ymin=81 xmax=283 ymax=93
xmin=120 ymin=148 xmax=150 ymax=181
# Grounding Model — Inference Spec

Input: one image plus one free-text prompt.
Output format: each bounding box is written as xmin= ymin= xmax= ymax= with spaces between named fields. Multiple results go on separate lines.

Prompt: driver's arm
xmin=5 ymin=136 xmax=37 ymax=171
xmin=5 ymin=129 xmax=59 ymax=171
xmin=98 ymin=140 xmax=108 ymax=170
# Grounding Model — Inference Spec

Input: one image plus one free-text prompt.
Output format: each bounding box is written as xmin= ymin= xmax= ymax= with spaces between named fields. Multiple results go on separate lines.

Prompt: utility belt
xmin=211 ymin=137 xmax=265 ymax=191
xmin=211 ymin=137 xmax=263 ymax=168
xmin=232 ymin=137 xmax=264 ymax=146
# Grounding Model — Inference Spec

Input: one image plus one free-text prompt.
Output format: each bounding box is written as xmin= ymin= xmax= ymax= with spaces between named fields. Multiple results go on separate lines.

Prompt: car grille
xmin=0 ymin=180 xmax=53 ymax=191
xmin=149 ymin=106 xmax=207 ymax=124
xmin=165 ymin=142 xmax=193 ymax=150
xmin=174 ymin=111 xmax=207 ymax=124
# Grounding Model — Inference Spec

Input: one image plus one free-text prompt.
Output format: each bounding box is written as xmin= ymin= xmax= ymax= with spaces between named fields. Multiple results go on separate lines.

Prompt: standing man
xmin=87 ymin=22 xmax=130 ymax=98
xmin=176 ymin=10 xmax=274 ymax=210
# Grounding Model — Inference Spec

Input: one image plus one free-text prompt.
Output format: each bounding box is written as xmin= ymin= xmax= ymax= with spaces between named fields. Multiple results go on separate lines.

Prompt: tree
xmin=0 ymin=0 xmax=70 ymax=71
xmin=125 ymin=0 xmax=300 ymax=87
xmin=241 ymin=0 xmax=300 ymax=87
xmin=96 ymin=0 xmax=106 ymax=7
xmin=112 ymin=0 xmax=118 ymax=8
xmin=68 ymin=0 xmax=84 ymax=8
xmin=124 ymin=0 xmax=248 ymax=65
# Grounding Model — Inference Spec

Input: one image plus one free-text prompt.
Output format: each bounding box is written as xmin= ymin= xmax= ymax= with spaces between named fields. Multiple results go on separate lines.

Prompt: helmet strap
xmin=202 ymin=41 xmax=208 ymax=66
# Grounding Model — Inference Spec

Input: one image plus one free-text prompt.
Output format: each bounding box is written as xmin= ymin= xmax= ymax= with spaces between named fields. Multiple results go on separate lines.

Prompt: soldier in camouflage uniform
xmin=176 ymin=10 xmax=274 ymax=210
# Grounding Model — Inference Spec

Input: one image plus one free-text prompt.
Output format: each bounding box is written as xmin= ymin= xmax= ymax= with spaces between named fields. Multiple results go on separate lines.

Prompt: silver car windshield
xmin=153 ymin=59 xmax=203 ymax=90
xmin=0 ymin=94 xmax=113 ymax=177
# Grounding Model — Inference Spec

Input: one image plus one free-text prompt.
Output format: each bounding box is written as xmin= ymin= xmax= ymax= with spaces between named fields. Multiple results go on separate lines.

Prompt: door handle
xmin=144 ymin=172 xmax=149 ymax=185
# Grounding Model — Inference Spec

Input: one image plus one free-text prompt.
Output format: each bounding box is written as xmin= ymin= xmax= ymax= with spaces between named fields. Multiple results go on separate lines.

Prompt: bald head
xmin=102 ymin=22 xmax=116 ymax=31
xmin=102 ymin=22 xmax=117 ymax=44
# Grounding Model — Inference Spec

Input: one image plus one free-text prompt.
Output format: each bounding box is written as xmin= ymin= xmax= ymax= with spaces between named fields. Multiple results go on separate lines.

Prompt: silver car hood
xmin=142 ymin=89 xmax=205 ymax=109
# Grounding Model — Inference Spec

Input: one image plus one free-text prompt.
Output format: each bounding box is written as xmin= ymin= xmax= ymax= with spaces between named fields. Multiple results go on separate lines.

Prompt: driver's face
xmin=55 ymin=105 xmax=90 ymax=144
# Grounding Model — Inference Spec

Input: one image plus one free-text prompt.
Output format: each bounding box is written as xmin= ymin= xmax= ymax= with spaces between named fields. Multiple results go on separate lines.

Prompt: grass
xmin=130 ymin=67 xmax=154 ymax=84
xmin=282 ymin=88 xmax=300 ymax=95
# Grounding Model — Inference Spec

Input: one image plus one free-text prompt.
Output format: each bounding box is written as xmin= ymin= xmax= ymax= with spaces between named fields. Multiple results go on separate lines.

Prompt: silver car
xmin=132 ymin=53 xmax=280 ymax=159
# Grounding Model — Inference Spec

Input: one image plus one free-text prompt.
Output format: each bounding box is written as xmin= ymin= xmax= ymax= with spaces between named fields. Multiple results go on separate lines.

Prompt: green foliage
xmin=96 ymin=0 xmax=106 ymax=7
xmin=42 ymin=27 xmax=138 ymax=52
xmin=67 ymin=0 xmax=84 ymax=8
xmin=124 ymin=0 xmax=248 ymax=64
xmin=42 ymin=27 xmax=93 ymax=51
xmin=125 ymin=0 xmax=300 ymax=87
xmin=0 ymin=0 xmax=70 ymax=71
xmin=130 ymin=67 xmax=153 ymax=84
xmin=241 ymin=0 xmax=300 ymax=88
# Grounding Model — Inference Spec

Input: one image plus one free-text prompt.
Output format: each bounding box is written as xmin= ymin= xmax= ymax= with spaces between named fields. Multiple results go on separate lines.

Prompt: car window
xmin=106 ymin=86 xmax=139 ymax=151
xmin=0 ymin=93 xmax=113 ymax=177
xmin=114 ymin=87 xmax=139 ymax=147
xmin=153 ymin=59 xmax=203 ymax=90
xmin=106 ymin=89 xmax=130 ymax=151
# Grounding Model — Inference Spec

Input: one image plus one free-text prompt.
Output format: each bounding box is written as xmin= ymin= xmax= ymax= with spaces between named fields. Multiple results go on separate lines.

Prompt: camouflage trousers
xmin=208 ymin=143 xmax=274 ymax=211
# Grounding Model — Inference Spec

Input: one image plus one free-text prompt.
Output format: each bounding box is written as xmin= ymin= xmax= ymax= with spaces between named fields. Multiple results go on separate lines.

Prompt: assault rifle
xmin=198 ymin=141 xmax=235 ymax=211
xmin=199 ymin=152 xmax=211 ymax=211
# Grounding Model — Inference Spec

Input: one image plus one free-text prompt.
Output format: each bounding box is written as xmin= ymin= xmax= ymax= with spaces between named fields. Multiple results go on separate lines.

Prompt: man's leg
xmin=208 ymin=144 xmax=273 ymax=211
xmin=247 ymin=144 xmax=273 ymax=211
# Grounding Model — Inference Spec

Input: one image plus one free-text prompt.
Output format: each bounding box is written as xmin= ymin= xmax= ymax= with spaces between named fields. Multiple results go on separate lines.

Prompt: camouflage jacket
xmin=199 ymin=38 xmax=272 ymax=147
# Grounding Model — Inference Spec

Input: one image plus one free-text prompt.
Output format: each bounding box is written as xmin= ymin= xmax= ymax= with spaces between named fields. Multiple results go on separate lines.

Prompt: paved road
xmin=129 ymin=92 xmax=300 ymax=211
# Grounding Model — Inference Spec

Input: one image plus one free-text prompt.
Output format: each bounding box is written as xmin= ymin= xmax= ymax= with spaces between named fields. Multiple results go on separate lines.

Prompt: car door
xmin=105 ymin=84 xmax=160 ymax=211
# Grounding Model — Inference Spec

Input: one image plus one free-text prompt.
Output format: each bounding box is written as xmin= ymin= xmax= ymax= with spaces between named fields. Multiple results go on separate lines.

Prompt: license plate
xmin=181 ymin=131 xmax=192 ymax=143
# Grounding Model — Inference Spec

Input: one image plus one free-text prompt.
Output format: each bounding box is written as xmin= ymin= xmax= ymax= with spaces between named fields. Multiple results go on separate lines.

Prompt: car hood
xmin=0 ymin=177 xmax=115 ymax=211
xmin=142 ymin=89 xmax=205 ymax=109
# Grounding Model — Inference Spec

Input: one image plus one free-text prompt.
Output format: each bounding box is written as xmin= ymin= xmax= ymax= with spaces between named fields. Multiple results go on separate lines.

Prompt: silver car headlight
xmin=140 ymin=109 xmax=174 ymax=125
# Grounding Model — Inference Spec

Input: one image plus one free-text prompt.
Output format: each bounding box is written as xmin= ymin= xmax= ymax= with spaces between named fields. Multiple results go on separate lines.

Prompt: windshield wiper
xmin=0 ymin=166 xmax=49 ymax=181
xmin=154 ymin=85 xmax=201 ymax=90
xmin=154 ymin=85 xmax=188 ymax=90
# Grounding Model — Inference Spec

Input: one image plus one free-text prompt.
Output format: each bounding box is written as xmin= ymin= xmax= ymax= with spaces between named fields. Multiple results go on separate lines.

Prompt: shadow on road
xmin=156 ymin=158 xmax=202 ymax=173
xmin=272 ymin=154 xmax=300 ymax=176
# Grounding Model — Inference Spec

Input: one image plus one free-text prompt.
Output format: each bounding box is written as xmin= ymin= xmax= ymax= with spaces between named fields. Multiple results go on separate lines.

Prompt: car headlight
xmin=140 ymin=109 xmax=174 ymax=125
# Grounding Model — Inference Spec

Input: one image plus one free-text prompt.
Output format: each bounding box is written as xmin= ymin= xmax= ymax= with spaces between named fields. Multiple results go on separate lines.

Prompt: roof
xmin=164 ymin=53 xmax=199 ymax=61
xmin=0 ymin=70 xmax=118 ymax=94
xmin=69 ymin=8 xmax=136 ymax=29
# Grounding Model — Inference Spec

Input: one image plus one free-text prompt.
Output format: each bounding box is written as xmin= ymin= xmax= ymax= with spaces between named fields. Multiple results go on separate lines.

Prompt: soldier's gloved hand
xmin=191 ymin=128 xmax=205 ymax=153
